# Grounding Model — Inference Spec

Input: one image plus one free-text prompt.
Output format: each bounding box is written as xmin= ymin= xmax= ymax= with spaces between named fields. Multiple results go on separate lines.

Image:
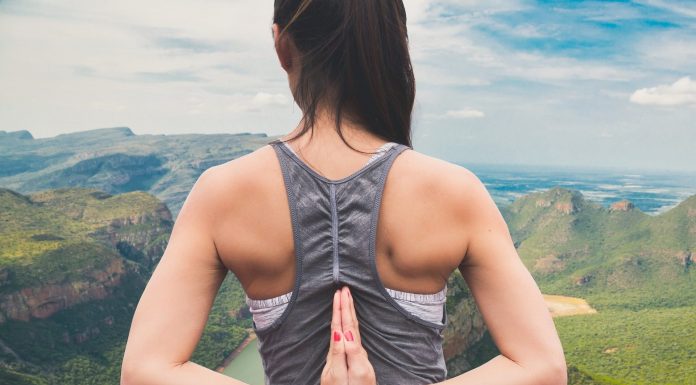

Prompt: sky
xmin=0 ymin=0 xmax=695 ymax=173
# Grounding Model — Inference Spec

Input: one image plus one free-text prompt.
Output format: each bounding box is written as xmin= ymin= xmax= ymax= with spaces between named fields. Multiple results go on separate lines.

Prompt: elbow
xmin=538 ymin=358 xmax=568 ymax=385
xmin=120 ymin=360 xmax=141 ymax=385
xmin=552 ymin=361 xmax=568 ymax=385
xmin=522 ymin=356 xmax=566 ymax=385
xmin=121 ymin=358 xmax=185 ymax=385
xmin=121 ymin=359 xmax=157 ymax=385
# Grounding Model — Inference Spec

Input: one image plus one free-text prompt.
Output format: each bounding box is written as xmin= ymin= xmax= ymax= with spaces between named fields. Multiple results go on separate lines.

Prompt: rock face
xmin=89 ymin=203 xmax=172 ymax=270
xmin=0 ymin=258 xmax=125 ymax=324
xmin=609 ymin=199 xmax=634 ymax=212
xmin=0 ymin=187 xmax=173 ymax=326
xmin=677 ymin=250 xmax=692 ymax=270
xmin=533 ymin=253 xmax=566 ymax=274
xmin=442 ymin=271 xmax=498 ymax=375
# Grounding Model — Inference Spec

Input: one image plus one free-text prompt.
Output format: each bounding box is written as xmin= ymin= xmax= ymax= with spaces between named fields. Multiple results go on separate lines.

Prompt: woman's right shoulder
xmin=205 ymin=142 xmax=279 ymax=188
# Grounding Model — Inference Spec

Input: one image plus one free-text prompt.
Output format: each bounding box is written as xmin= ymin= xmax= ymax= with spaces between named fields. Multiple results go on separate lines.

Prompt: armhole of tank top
xmin=252 ymin=140 xmax=304 ymax=336
xmin=368 ymin=144 xmax=448 ymax=331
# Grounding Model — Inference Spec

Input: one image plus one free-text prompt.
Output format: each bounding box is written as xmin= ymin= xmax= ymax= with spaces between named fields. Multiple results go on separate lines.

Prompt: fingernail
xmin=345 ymin=330 xmax=354 ymax=342
xmin=347 ymin=288 xmax=351 ymax=298
xmin=334 ymin=331 xmax=341 ymax=341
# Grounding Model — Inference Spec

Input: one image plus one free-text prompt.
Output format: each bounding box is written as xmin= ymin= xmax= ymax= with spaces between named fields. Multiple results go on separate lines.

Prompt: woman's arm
xmin=120 ymin=167 xmax=248 ymax=385
xmin=436 ymin=169 xmax=568 ymax=385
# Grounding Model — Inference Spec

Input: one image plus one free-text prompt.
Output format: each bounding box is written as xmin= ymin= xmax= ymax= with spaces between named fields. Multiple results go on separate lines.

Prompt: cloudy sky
xmin=1 ymin=0 xmax=695 ymax=172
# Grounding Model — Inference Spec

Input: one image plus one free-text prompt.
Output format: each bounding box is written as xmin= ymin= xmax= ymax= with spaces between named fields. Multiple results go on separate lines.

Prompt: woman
xmin=121 ymin=1 xmax=567 ymax=385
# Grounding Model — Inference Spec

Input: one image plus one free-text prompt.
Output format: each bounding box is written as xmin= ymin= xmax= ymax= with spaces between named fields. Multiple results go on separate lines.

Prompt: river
xmin=222 ymin=336 xmax=265 ymax=384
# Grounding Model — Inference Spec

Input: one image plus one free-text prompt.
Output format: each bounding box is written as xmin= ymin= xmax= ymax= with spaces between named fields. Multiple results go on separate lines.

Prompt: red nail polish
xmin=334 ymin=331 xmax=341 ymax=341
xmin=345 ymin=331 xmax=354 ymax=342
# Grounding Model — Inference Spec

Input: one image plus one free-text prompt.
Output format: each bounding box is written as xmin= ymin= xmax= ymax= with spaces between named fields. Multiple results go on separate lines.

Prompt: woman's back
xmin=212 ymin=138 xmax=470 ymax=306
xmin=208 ymin=134 xmax=473 ymax=384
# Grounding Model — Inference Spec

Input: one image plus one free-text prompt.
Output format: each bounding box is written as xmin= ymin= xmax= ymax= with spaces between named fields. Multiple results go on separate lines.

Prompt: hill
xmin=0 ymin=127 xmax=279 ymax=217
xmin=0 ymin=187 xmax=248 ymax=384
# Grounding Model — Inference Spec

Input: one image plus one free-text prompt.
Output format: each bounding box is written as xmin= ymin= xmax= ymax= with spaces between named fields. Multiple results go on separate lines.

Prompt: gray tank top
xmin=255 ymin=138 xmax=448 ymax=385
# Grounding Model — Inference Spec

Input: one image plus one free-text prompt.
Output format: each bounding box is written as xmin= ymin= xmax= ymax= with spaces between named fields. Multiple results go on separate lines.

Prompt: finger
xmin=346 ymin=286 xmax=361 ymax=343
xmin=342 ymin=286 xmax=361 ymax=345
xmin=331 ymin=289 xmax=343 ymax=336
xmin=328 ymin=290 xmax=345 ymax=363
xmin=344 ymin=329 xmax=374 ymax=383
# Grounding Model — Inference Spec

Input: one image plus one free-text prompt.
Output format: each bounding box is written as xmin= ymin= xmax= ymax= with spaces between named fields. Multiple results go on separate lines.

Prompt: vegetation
xmin=0 ymin=187 xmax=250 ymax=384
xmin=0 ymin=127 xmax=694 ymax=384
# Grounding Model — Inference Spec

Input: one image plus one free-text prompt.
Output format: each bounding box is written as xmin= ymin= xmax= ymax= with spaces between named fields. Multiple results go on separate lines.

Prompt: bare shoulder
xmin=396 ymin=148 xmax=490 ymax=215
xmin=208 ymin=143 xmax=278 ymax=186
xmin=188 ymin=144 xmax=279 ymax=224
xmin=396 ymin=149 xmax=502 ymax=266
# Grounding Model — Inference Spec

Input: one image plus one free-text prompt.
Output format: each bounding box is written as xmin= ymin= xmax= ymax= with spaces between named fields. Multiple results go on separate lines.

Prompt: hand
xmin=321 ymin=286 xmax=377 ymax=385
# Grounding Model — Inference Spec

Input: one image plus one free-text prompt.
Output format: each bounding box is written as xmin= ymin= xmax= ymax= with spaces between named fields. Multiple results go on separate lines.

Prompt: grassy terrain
xmin=1 ymin=130 xmax=694 ymax=385
xmin=501 ymin=187 xmax=695 ymax=384
xmin=553 ymin=306 xmax=696 ymax=385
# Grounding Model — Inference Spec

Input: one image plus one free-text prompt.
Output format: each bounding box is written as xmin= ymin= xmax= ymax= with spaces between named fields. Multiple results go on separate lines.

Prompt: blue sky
xmin=0 ymin=0 xmax=695 ymax=172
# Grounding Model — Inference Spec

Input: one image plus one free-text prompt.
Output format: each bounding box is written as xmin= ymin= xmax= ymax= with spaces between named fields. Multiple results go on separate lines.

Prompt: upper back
xmin=209 ymin=139 xmax=472 ymax=301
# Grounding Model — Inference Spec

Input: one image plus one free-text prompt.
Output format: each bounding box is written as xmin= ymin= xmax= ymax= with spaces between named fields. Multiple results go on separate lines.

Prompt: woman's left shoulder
xmin=395 ymin=148 xmax=484 ymax=200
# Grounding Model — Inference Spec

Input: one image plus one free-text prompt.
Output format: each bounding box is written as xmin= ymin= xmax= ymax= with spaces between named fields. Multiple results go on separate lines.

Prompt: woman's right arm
xmin=120 ymin=166 xmax=249 ymax=385
xmin=435 ymin=168 xmax=567 ymax=385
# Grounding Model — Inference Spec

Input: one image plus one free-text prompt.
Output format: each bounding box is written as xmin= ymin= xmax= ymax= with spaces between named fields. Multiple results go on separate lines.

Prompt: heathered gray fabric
xmin=255 ymin=138 xmax=448 ymax=385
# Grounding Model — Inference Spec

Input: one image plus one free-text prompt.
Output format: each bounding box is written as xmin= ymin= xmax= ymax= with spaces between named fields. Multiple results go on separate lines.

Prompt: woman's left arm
xmin=120 ymin=167 xmax=247 ymax=385
xmin=436 ymin=169 xmax=568 ymax=385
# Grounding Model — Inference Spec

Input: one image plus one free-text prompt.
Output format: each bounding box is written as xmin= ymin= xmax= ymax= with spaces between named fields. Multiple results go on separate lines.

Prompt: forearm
xmin=433 ymin=354 xmax=566 ymax=385
xmin=121 ymin=360 xmax=249 ymax=385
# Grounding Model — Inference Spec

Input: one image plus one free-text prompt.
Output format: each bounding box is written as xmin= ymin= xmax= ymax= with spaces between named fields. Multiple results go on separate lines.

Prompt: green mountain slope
xmin=503 ymin=187 xmax=694 ymax=310
xmin=0 ymin=187 xmax=248 ymax=384
xmin=498 ymin=187 xmax=695 ymax=384
xmin=1 ymin=127 xmax=693 ymax=384
xmin=0 ymin=127 xmax=279 ymax=217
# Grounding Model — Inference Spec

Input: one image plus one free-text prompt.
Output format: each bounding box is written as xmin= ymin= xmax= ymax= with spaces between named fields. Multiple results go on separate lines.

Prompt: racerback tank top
xmin=245 ymin=141 xmax=447 ymax=330
xmin=254 ymin=138 xmax=448 ymax=385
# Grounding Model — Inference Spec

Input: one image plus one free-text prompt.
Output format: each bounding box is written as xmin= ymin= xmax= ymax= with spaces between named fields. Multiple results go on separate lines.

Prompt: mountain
xmin=494 ymin=187 xmax=695 ymax=384
xmin=1 ymin=127 xmax=693 ymax=384
xmin=0 ymin=187 xmax=248 ymax=384
xmin=0 ymin=127 xmax=279 ymax=217
xmin=501 ymin=186 xmax=694 ymax=310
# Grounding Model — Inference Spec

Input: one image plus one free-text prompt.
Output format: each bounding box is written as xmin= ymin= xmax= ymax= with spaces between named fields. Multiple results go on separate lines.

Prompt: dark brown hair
xmin=273 ymin=0 xmax=414 ymax=153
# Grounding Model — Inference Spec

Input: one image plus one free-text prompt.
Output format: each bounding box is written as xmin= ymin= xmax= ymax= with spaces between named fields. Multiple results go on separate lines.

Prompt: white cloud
xmin=226 ymin=92 xmax=292 ymax=113
xmin=1 ymin=0 xmax=695 ymax=172
xmin=630 ymin=76 xmax=696 ymax=107
xmin=635 ymin=0 xmax=696 ymax=18
xmin=403 ymin=1 xmax=641 ymax=86
xmin=445 ymin=108 xmax=485 ymax=118
xmin=252 ymin=92 xmax=289 ymax=107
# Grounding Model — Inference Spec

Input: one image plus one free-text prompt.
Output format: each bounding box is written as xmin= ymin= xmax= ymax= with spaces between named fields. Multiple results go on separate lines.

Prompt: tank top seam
xmin=330 ymin=183 xmax=340 ymax=285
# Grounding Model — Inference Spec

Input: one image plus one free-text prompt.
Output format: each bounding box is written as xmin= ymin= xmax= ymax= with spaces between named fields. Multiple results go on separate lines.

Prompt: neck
xmin=281 ymin=107 xmax=387 ymax=154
